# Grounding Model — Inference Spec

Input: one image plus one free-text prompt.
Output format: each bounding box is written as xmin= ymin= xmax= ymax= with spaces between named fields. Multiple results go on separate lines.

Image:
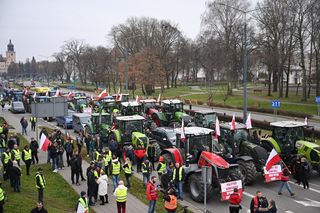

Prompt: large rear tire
xmin=229 ymin=167 xmax=245 ymax=188
xmin=153 ymin=142 xmax=161 ymax=161
xmin=237 ymin=160 xmax=257 ymax=185
xmin=188 ymin=173 xmax=212 ymax=203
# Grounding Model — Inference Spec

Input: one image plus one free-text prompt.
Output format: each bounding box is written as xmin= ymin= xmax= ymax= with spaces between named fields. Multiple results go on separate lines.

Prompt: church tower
xmin=6 ymin=39 xmax=16 ymax=66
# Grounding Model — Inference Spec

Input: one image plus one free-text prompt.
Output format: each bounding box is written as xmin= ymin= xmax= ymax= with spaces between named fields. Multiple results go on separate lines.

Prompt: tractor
xmin=69 ymin=96 xmax=88 ymax=113
xmin=85 ymin=112 xmax=112 ymax=146
xmin=217 ymin=122 xmax=269 ymax=185
xmin=193 ymin=109 xmax=217 ymax=129
xmin=160 ymin=99 xmax=193 ymax=127
xmin=140 ymin=99 xmax=165 ymax=129
xmin=99 ymin=99 xmax=119 ymax=115
xmin=160 ymin=127 xmax=244 ymax=203
xmin=120 ymin=101 xmax=142 ymax=116
xmin=259 ymin=121 xmax=320 ymax=174
xmin=112 ymin=93 xmax=130 ymax=102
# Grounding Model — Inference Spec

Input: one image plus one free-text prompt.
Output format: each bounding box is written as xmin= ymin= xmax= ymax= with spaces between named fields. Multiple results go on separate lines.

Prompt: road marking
xmin=294 ymin=198 xmax=320 ymax=207
xmin=285 ymin=211 xmax=295 ymax=213
xmin=289 ymin=181 xmax=320 ymax=194
xmin=309 ymin=182 xmax=320 ymax=188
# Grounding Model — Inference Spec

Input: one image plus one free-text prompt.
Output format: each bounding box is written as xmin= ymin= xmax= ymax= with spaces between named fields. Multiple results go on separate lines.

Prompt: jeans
xmin=22 ymin=127 xmax=27 ymax=136
xmin=57 ymin=154 xmax=64 ymax=168
xmin=112 ymin=175 xmax=120 ymax=191
xmin=38 ymin=188 xmax=44 ymax=202
xmin=148 ymin=200 xmax=156 ymax=213
xmin=125 ymin=173 xmax=131 ymax=188
xmin=31 ymin=151 xmax=39 ymax=164
xmin=51 ymin=157 xmax=57 ymax=171
xmin=143 ymin=173 xmax=150 ymax=186
xmin=278 ymin=181 xmax=293 ymax=194
xmin=177 ymin=181 xmax=183 ymax=199
xmin=13 ymin=179 xmax=20 ymax=192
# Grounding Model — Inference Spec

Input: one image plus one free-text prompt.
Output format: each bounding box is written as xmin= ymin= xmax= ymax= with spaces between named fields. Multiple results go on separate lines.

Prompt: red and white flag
xmin=76 ymin=203 xmax=88 ymax=213
xmin=24 ymin=89 xmax=29 ymax=95
xmin=33 ymin=92 xmax=37 ymax=99
xmin=265 ymin=149 xmax=282 ymax=171
xmin=231 ymin=113 xmax=236 ymax=131
xmin=215 ymin=116 xmax=220 ymax=139
xmin=181 ymin=120 xmax=186 ymax=143
xmin=246 ymin=113 xmax=252 ymax=129
xmin=136 ymin=95 xmax=140 ymax=103
xmin=304 ymin=117 xmax=308 ymax=126
xmin=45 ymin=91 xmax=49 ymax=96
xmin=157 ymin=93 xmax=161 ymax=103
xmin=66 ymin=131 xmax=71 ymax=139
xmin=54 ymin=89 xmax=60 ymax=97
xmin=39 ymin=134 xmax=51 ymax=151
xmin=97 ymin=89 xmax=107 ymax=100
xmin=67 ymin=91 xmax=74 ymax=98
xmin=118 ymin=94 xmax=123 ymax=101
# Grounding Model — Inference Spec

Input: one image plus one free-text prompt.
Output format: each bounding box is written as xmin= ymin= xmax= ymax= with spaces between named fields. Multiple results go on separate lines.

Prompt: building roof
xmin=174 ymin=127 xmax=213 ymax=136
xmin=270 ymin=121 xmax=306 ymax=128
xmin=116 ymin=115 xmax=145 ymax=121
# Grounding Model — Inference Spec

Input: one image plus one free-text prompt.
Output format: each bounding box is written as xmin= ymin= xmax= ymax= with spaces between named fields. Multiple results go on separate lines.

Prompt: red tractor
xmin=160 ymin=127 xmax=244 ymax=203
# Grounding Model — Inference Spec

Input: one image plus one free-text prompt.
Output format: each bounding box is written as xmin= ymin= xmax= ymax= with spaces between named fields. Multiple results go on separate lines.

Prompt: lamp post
xmin=217 ymin=3 xmax=261 ymax=123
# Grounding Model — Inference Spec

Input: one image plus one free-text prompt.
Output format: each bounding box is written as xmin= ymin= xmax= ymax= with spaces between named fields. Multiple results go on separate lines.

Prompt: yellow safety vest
xmin=103 ymin=151 xmax=112 ymax=166
xmin=112 ymin=162 xmax=120 ymax=175
xmin=95 ymin=151 xmax=100 ymax=162
xmin=158 ymin=162 xmax=166 ymax=174
xmin=0 ymin=126 xmax=3 ymax=134
xmin=124 ymin=163 xmax=132 ymax=174
xmin=23 ymin=149 xmax=32 ymax=161
xmin=30 ymin=117 xmax=37 ymax=122
xmin=12 ymin=149 xmax=21 ymax=160
xmin=3 ymin=152 xmax=11 ymax=164
xmin=116 ymin=188 xmax=127 ymax=202
xmin=78 ymin=197 xmax=89 ymax=212
xmin=94 ymin=169 xmax=104 ymax=178
xmin=142 ymin=162 xmax=150 ymax=174
xmin=0 ymin=138 xmax=6 ymax=148
xmin=36 ymin=174 xmax=46 ymax=189
xmin=173 ymin=167 xmax=183 ymax=181
xmin=0 ymin=187 xmax=4 ymax=202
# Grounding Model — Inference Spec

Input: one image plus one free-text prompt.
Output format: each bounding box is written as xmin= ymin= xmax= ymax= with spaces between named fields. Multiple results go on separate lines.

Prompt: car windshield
xmin=233 ymin=129 xmax=250 ymax=143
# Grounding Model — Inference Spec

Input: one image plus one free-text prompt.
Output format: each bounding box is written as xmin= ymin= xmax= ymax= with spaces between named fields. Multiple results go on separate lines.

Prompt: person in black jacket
xmin=30 ymin=202 xmax=48 ymax=213
xmin=65 ymin=138 xmax=73 ymax=167
xmin=30 ymin=137 xmax=39 ymax=164
xmin=268 ymin=200 xmax=277 ymax=213
xmin=70 ymin=153 xmax=80 ymax=185
xmin=300 ymin=158 xmax=310 ymax=189
xmin=86 ymin=162 xmax=97 ymax=205
xmin=10 ymin=160 xmax=21 ymax=192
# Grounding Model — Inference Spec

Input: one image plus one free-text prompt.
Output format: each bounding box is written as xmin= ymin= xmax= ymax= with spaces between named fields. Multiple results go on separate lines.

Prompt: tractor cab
xmin=194 ymin=110 xmax=217 ymax=129
xmin=120 ymin=101 xmax=142 ymax=116
xmin=70 ymin=96 xmax=88 ymax=112
xmin=161 ymin=99 xmax=191 ymax=125
xmin=112 ymin=93 xmax=129 ymax=102
xmin=100 ymin=99 xmax=119 ymax=114
xmin=140 ymin=99 xmax=158 ymax=114
xmin=85 ymin=112 xmax=112 ymax=146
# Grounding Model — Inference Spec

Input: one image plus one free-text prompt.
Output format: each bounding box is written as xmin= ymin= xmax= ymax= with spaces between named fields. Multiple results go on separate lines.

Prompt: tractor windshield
xmin=92 ymin=114 xmax=111 ymax=125
xmin=204 ymin=113 xmax=216 ymax=123
xmin=76 ymin=99 xmax=87 ymax=105
xmin=123 ymin=120 xmax=143 ymax=133
xmin=273 ymin=127 xmax=305 ymax=143
xmin=233 ymin=129 xmax=250 ymax=144
xmin=189 ymin=134 xmax=212 ymax=152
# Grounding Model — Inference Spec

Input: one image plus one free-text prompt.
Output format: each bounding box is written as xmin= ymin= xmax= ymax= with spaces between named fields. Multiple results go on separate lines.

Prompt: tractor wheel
xmin=162 ymin=153 xmax=173 ymax=164
xmin=153 ymin=143 xmax=161 ymax=161
xmin=188 ymin=173 xmax=212 ymax=203
xmin=229 ymin=167 xmax=245 ymax=188
xmin=237 ymin=160 xmax=257 ymax=185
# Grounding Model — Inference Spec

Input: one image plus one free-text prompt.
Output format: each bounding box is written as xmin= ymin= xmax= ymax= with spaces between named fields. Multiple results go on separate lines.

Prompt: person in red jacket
xmin=278 ymin=167 xmax=294 ymax=196
xmin=229 ymin=188 xmax=242 ymax=213
xmin=146 ymin=176 xmax=158 ymax=213
xmin=134 ymin=145 xmax=146 ymax=173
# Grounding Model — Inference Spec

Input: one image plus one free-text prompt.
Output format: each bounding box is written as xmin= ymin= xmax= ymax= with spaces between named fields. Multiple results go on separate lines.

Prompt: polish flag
xmin=118 ymin=94 xmax=123 ymax=101
xmin=304 ymin=117 xmax=308 ymax=126
xmin=66 ymin=131 xmax=71 ymax=140
xmin=24 ymin=89 xmax=29 ymax=95
xmin=265 ymin=149 xmax=282 ymax=171
xmin=33 ymin=92 xmax=37 ymax=99
xmin=215 ymin=116 xmax=220 ymax=139
xmin=136 ymin=95 xmax=140 ymax=103
xmin=97 ymin=89 xmax=107 ymax=100
xmin=45 ymin=91 xmax=49 ymax=97
xmin=39 ymin=134 xmax=51 ymax=151
xmin=231 ymin=113 xmax=236 ymax=131
xmin=67 ymin=91 xmax=74 ymax=98
xmin=246 ymin=113 xmax=252 ymax=129
xmin=54 ymin=89 xmax=60 ymax=97
xmin=157 ymin=93 xmax=161 ymax=103
xmin=181 ymin=119 xmax=186 ymax=143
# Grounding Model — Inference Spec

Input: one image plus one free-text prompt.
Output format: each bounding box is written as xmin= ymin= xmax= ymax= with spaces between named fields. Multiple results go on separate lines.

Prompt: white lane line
xmin=285 ymin=211 xmax=295 ymax=213
xmin=289 ymin=181 xmax=320 ymax=194
xmin=309 ymin=182 xmax=320 ymax=188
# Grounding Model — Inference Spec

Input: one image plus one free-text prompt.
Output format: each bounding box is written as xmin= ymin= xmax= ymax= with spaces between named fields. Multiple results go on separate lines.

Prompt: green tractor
xmin=193 ymin=109 xmax=217 ymax=129
xmin=160 ymin=99 xmax=192 ymax=127
xmin=120 ymin=101 xmax=142 ymax=116
xmin=69 ymin=96 xmax=88 ymax=113
xmin=84 ymin=112 xmax=112 ymax=145
xmin=260 ymin=121 xmax=320 ymax=174
xmin=109 ymin=115 xmax=149 ymax=150
xmin=218 ymin=122 xmax=269 ymax=185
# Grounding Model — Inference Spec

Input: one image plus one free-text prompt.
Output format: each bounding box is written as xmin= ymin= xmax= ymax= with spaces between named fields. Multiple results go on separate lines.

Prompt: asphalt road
xmin=2 ymin=105 xmax=320 ymax=213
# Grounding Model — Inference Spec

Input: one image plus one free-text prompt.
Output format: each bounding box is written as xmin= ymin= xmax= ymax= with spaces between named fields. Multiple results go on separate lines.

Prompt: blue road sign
xmin=316 ymin=96 xmax=320 ymax=104
xmin=67 ymin=85 xmax=76 ymax=90
xmin=271 ymin=100 xmax=281 ymax=108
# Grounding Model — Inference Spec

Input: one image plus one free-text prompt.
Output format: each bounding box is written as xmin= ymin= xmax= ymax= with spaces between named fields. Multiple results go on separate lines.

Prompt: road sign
xmin=271 ymin=100 xmax=281 ymax=108
xmin=316 ymin=96 xmax=320 ymax=103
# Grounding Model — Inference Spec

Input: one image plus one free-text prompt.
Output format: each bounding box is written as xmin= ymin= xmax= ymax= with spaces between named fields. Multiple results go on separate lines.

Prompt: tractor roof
xmin=74 ymin=96 xmax=87 ymax=99
xmin=140 ymin=99 xmax=156 ymax=103
xmin=101 ymin=99 xmax=115 ymax=103
xmin=174 ymin=127 xmax=213 ymax=136
xmin=162 ymin=99 xmax=182 ymax=104
xmin=121 ymin=101 xmax=141 ymax=107
xmin=92 ymin=112 xmax=110 ymax=116
xmin=270 ymin=121 xmax=306 ymax=128
xmin=194 ymin=109 xmax=217 ymax=115
xmin=73 ymin=113 xmax=91 ymax=118
xmin=116 ymin=115 xmax=145 ymax=121
xmin=220 ymin=122 xmax=246 ymax=130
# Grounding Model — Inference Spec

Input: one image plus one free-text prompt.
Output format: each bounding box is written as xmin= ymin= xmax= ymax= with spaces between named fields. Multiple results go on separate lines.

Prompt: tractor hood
xmin=198 ymin=151 xmax=230 ymax=169
xmin=175 ymin=111 xmax=188 ymax=121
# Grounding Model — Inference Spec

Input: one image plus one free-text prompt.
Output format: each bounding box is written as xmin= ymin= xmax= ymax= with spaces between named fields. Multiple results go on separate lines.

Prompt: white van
xmin=72 ymin=113 xmax=91 ymax=133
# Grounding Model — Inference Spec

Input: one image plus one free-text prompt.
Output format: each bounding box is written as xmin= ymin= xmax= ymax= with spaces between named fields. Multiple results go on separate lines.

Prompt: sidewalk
xmin=2 ymin=110 xmax=149 ymax=213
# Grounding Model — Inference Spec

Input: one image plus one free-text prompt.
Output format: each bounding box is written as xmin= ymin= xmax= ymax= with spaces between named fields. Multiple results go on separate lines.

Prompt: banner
xmin=264 ymin=164 xmax=282 ymax=182
xmin=220 ymin=180 xmax=243 ymax=201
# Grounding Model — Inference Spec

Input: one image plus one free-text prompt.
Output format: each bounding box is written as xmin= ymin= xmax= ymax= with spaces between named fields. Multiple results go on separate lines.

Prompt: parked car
xmin=10 ymin=101 xmax=25 ymax=113
xmin=151 ymin=127 xmax=176 ymax=149
xmin=56 ymin=110 xmax=75 ymax=129
xmin=72 ymin=113 xmax=91 ymax=134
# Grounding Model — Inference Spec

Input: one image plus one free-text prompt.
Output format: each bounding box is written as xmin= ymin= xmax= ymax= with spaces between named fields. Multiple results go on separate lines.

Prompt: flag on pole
xmin=157 ymin=93 xmax=161 ymax=103
xmin=118 ymin=94 xmax=123 ymax=101
xmin=246 ymin=113 xmax=252 ymax=129
xmin=181 ymin=119 xmax=186 ymax=143
xmin=39 ymin=134 xmax=51 ymax=151
xmin=304 ymin=117 xmax=308 ymax=126
xmin=97 ymin=89 xmax=107 ymax=100
xmin=265 ymin=149 xmax=282 ymax=171
xmin=215 ymin=116 xmax=220 ymax=139
xmin=66 ymin=131 xmax=71 ymax=139
xmin=54 ymin=89 xmax=60 ymax=97
xmin=24 ymin=89 xmax=29 ymax=95
xmin=76 ymin=203 xmax=88 ymax=213
xmin=33 ymin=92 xmax=37 ymax=99
xmin=45 ymin=90 xmax=49 ymax=97
xmin=231 ymin=113 xmax=236 ymax=131
xmin=136 ymin=95 xmax=140 ymax=103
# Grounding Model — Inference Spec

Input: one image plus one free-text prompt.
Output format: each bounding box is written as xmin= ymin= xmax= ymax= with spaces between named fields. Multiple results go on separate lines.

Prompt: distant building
xmin=0 ymin=40 xmax=16 ymax=73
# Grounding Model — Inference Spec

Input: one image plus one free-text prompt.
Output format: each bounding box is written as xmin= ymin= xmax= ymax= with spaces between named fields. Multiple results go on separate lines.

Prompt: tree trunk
xmin=316 ymin=53 xmax=320 ymax=96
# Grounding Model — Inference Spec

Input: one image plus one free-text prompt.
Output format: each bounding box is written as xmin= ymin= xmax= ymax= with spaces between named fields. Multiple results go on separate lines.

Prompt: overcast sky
xmin=0 ymin=0 xmax=257 ymax=62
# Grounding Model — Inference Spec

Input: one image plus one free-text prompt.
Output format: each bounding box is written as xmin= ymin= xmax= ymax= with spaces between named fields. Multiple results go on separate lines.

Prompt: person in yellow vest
xmin=164 ymin=189 xmax=177 ymax=213
xmin=0 ymin=182 xmax=6 ymax=213
xmin=113 ymin=180 xmax=127 ymax=213
xmin=1 ymin=149 xmax=12 ymax=181
xmin=103 ymin=149 xmax=112 ymax=175
xmin=0 ymin=135 xmax=6 ymax=157
xmin=142 ymin=159 xmax=152 ymax=186
xmin=35 ymin=168 xmax=46 ymax=202
xmin=123 ymin=158 xmax=132 ymax=188
xmin=172 ymin=163 xmax=185 ymax=201
xmin=30 ymin=117 xmax=37 ymax=131
xmin=110 ymin=156 xmax=121 ymax=192
xmin=11 ymin=144 xmax=21 ymax=166
xmin=22 ymin=145 xmax=32 ymax=176
xmin=157 ymin=156 xmax=167 ymax=179
xmin=77 ymin=191 xmax=89 ymax=213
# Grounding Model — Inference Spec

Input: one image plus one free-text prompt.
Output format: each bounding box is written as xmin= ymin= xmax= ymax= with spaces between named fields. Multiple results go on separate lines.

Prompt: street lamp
xmin=217 ymin=3 xmax=262 ymax=123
